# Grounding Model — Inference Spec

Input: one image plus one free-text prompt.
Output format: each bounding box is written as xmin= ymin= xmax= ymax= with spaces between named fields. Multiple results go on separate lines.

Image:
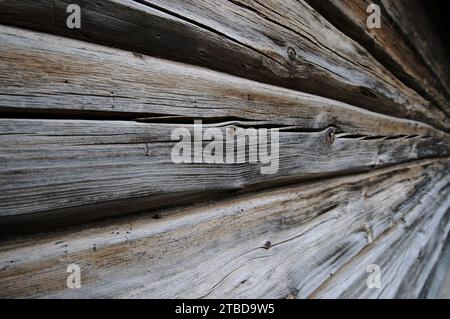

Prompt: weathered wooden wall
xmin=0 ymin=0 xmax=449 ymax=298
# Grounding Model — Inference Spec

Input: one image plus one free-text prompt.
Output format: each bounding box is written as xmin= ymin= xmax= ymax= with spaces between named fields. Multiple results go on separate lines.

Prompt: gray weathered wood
xmin=0 ymin=159 xmax=448 ymax=298
xmin=394 ymin=218 xmax=450 ymax=298
xmin=1 ymin=25 xmax=449 ymax=231
xmin=0 ymin=25 xmax=449 ymax=139
xmin=310 ymin=184 xmax=450 ymax=298
xmin=145 ymin=0 xmax=449 ymax=130
xmin=1 ymin=0 xmax=449 ymax=300
xmin=0 ymin=117 xmax=449 ymax=232
xmin=0 ymin=1 xmax=448 ymax=130
xmin=419 ymin=235 xmax=450 ymax=298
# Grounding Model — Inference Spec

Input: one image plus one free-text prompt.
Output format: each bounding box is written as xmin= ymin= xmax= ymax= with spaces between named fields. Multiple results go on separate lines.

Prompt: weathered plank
xmin=310 ymin=188 xmax=450 ymax=298
xmin=0 ymin=2 xmax=448 ymax=130
xmin=1 ymin=21 xmax=449 ymax=230
xmin=305 ymin=0 xmax=450 ymax=117
xmin=140 ymin=0 xmax=450 ymax=130
xmin=394 ymin=219 xmax=450 ymax=298
xmin=0 ymin=159 xmax=448 ymax=298
xmin=0 ymin=117 xmax=449 ymax=232
xmin=1 ymin=25 xmax=449 ymax=139
xmin=419 ymin=235 xmax=450 ymax=299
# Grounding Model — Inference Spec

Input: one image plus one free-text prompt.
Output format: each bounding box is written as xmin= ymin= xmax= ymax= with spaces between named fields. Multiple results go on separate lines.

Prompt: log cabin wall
xmin=0 ymin=0 xmax=448 ymax=298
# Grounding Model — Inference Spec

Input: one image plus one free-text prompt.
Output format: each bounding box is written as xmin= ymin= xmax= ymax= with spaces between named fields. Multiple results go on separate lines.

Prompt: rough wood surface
xmin=140 ymin=0 xmax=450 ymax=130
xmin=1 ymin=23 xmax=450 ymax=238
xmin=0 ymin=159 xmax=448 ymax=298
xmin=1 ymin=25 xmax=449 ymax=138
xmin=0 ymin=0 xmax=449 ymax=299
xmin=1 ymin=117 xmax=448 ymax=233
xmin=305 ymin=0 xmax=450 ymax=117
xmin=394 ymin=218 xmax=450 ymax=298
xmin=0 ymin=1 xmax=448 ymax=130
xmin=420 ymin=235 xmax=450 ymax=299
xmin=310 ymin=185 xmax=450 ymax=298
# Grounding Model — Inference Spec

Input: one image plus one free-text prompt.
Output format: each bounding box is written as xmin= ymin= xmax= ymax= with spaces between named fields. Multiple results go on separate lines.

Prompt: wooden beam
xmin=0 ymin=25 xmax=449 ymax=138
xmin=395 ymin=218 xmax=450 ymax=298
xmin=0 ymin=1 xmax=448 ymax=130
xmin=419 ymin=235 xmax=450 ymax=299
xmin=0 ymin=117 xmax=449 ymax=232
xmin=0 ymin=159 xmax=448 ymax=298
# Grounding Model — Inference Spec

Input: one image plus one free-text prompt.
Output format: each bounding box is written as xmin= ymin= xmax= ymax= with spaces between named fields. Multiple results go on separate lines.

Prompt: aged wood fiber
xmin=0 ymin=0 xmax=449 ymax=299
xmin=0 ymin=1 xmax=448 ymax=130
xmin=0 ymin=159 xmax=448 ymax=298
xmin=1 ymin=25 xmax=449 ymax=232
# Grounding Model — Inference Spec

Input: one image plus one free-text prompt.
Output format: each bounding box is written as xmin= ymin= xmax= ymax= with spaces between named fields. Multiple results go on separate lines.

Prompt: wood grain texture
xmin=305 ymin=0 xmax=450 ymax=117
xmin=310 ymin=185 xmax=450 ymax=298
xmin=1 ymin=25 xmax=450 ymax=232
xmin=141 ymin=0 xmax=450 ymax=130
xmin=1 ymin=0 xmax=449 ymax=300
xmin=0 ymin=1 xmax=448 ymax=130
xmin=394 ymin=218 xmax=450 ymax=298
xmin=0 ymin=25 xmax=448 ymax=139
xmin=0 ymin=116 xmax=449 ymax=233
xmin=420 ymin=235 xmax=450 ymax=298
xmin=0 ymin=159 xmax=448 ymax=298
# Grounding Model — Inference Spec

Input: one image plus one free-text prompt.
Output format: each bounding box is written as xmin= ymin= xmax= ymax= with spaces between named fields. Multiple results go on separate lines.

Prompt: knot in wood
xmin=287 ymin=47 xmax=296 ymax=61
xmin=325 ymin=127 xmax=336 ymax=145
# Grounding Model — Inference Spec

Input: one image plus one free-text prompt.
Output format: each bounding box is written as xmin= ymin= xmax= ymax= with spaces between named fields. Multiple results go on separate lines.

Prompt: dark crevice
xmin=337 ymin=133 xmax=430 ymax=141
xmin=136 ymin=115 xmax=259 ymax=125
xmin=0 ymin=107 xmax=177 ymax=121
xmin=0 ymin=108 xmax=342 ymax=132
xmin=132 ymin=0 xmax=287 ymax=71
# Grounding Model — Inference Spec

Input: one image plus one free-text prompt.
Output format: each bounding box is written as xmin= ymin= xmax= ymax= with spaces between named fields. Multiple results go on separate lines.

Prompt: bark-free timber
xmin=1 ymin=23 xmax=450 ymax=236
xmin=0 ymin=0 xmax=449 ymax=299
xmin=311 ymin=194 xmax=450 ymax=298
xmin=1 ymin=118 xmax=448 ymax=233
xmin=0 ymin=1 xmax=448 ymax=130
xmin=0 ymin=159 xmax=448 ymax=298
xmin=0 ymin=25 xmax=448 ymax=139
xmin=420 ymin=235 xmax=450 ymax=299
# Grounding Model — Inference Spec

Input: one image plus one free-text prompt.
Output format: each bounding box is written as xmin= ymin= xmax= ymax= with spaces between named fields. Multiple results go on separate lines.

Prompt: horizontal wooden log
xmin=0 ymin=116 xmax=449 ymax=232
xmin=122 ymin=0 xmax=450 ymax=130
xmin=0 ymin=1 xmax=448 ymax=130
xmin=310 ymin=186 xmax=450 ymax=298
xmin=1 ymin=0 xmax=449 ymax=300
xmin=305 ymin=0 xmax=450 ymax=117
xmin=0 ymin=159 xmax=448 ymax=298
xmin=1 ymin=25 xmax=449 ymax=138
